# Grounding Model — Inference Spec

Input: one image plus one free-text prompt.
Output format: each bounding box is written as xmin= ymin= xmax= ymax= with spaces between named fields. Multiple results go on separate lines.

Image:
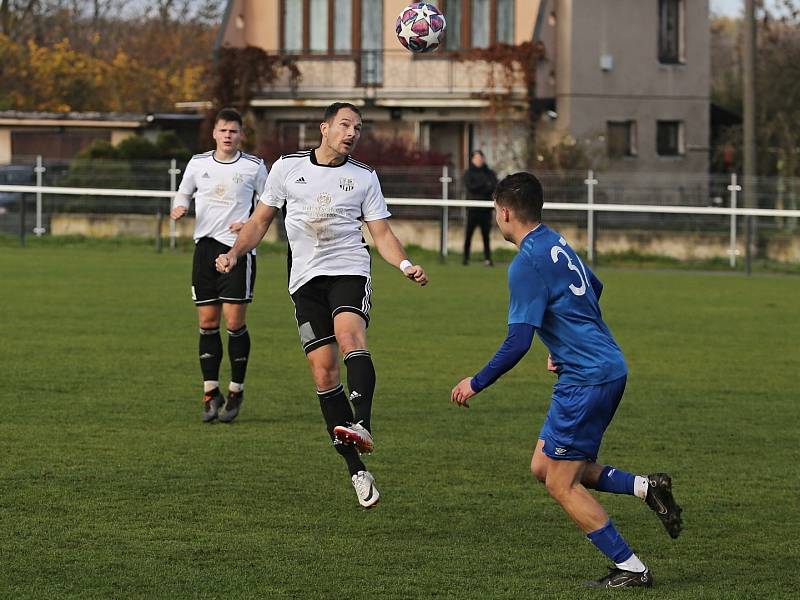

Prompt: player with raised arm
xmin=450 ymin=172 xmax=682 ymax=588
xmin=216 ymin=102 xmax=427 ymax=508
xmin=172 ymin=108 xmax=268 ymax=423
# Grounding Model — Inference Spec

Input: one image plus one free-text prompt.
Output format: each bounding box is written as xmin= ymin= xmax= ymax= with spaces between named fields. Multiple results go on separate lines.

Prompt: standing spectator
xmin=462 ymin=150 xmax=498 ymax=266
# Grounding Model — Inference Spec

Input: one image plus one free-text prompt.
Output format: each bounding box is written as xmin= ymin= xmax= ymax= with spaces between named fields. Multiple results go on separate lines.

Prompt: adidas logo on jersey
xmin=295 ymin=177 xmax=307 ymax=184
xmin=202 ymin=172 xmax=211 ymax=178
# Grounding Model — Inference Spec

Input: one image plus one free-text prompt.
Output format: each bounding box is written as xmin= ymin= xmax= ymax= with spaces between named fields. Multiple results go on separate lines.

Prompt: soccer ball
xmin=396 ymin=3 xmax=447 ymax=53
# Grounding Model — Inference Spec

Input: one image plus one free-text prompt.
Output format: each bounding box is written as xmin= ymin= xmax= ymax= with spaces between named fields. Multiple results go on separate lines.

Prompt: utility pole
xmin=743 ymin=0 xmax=757 ymax=274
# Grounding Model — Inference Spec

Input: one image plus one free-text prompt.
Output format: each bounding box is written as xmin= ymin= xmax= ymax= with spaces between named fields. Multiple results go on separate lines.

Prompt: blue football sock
xmin=595 ymin=465 xmax=636 ymax=495
xmin=587 ymin=520 xmax=634 ymax=564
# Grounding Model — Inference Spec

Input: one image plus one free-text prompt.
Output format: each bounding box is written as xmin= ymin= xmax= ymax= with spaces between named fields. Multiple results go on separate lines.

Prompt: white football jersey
xmin=260 ymin=150 xmax=391 ymax=293
xmin=175 ymin=150 xmax=268 ymax=250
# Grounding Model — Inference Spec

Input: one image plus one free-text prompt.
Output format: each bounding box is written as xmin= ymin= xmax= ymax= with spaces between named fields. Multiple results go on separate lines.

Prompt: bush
xmin=60 ymin=132 xmax=191 ymax=213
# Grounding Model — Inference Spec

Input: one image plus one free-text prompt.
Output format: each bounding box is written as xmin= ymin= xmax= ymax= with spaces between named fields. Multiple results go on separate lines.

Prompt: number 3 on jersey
xmin=550 ymin=237 xmax=589 ymax=296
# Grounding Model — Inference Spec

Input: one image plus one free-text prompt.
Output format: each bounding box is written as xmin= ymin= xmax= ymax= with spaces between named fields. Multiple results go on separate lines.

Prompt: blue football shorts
xmin=539 ymin=375 xmax=627 ymax=462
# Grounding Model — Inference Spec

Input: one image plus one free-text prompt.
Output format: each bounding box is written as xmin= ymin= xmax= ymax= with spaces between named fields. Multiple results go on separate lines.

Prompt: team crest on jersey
xmin=339 ymin=177 xmax=355 ymax=192
xmin=232 ymin=172 xmax=243 ymax=184
xmin=316 ymin=192 xmax=333 ymax=207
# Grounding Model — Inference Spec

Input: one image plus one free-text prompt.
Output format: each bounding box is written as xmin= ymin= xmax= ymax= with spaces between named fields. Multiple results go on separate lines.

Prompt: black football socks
xmin=344 ymin=349 xmax=375 ymax=432
xmin=199 ymin=327 xmax=223 ymax=383
xmin=317 ymin=384 xmax=365 ymax=476
xmin=227 ymin=325 xmax=250 ymax=387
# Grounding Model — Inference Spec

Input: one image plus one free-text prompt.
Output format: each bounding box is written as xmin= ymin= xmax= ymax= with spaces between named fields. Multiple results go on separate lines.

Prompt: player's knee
xmin=530 ymin=461 xmax=548 ymax=483
xmin=337 ymin=334 xmax=365 ymax=356
xmin=199 ymin=317 xmax=220 ymax=329
xmin=311 ymin=363 xmax=339 ymax=389
xmin=544 ymin=478 xmax=570 ymax=502
xmin=226 ymin=317 xmax=246 ymax=331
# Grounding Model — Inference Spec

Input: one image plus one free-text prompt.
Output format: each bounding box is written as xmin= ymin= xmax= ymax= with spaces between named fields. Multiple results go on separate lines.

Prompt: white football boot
xmin=333 ymin=422 xmax=374 ymax=454
xmin=351 ymin=470 xmax=380 ymax=508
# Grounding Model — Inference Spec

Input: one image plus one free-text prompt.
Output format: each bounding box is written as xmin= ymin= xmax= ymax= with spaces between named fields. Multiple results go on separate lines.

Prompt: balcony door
xmin=359 ymin=0 xmax=383 ymax=85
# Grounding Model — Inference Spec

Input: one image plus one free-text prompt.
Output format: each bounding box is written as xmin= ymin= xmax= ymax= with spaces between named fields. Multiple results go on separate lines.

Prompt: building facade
xmin=208 ymin=0 xmax=710 ymax=176
xmin=538 ymin=0 xmax=710 ymax=175
xmin=0 ymin=112 xmax=204 ymax=164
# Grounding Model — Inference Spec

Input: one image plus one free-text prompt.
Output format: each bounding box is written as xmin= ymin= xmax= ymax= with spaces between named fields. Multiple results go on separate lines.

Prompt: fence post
xmin=744 ymin=173 xmax=753 ymax=276
xmin=155 ymin=205 xmax=163 ymax=253
xmin=19 ymin=184 xmax=26 ymax=247
xmin=728 ymin=173 xmax=741 ymax=268
xmin=439 ymin=165 xmax=452 ymax=262
xmin=33 ymin=155 xmax=46 ymax=236
xmin=584 ymin=170 xmax=598 ymax=265
xmin=168 ymin=158 xmax=180 ymax=249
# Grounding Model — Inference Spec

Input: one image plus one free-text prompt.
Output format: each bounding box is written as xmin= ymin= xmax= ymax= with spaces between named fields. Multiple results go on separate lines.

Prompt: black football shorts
xmin=191 ymin=237 xmax=256 ymax=306
xmin=290 ymin=275 xmax=372 ymax=353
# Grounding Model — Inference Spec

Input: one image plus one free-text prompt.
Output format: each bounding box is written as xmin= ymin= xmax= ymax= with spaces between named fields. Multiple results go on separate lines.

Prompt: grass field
xmin=1 ymin=241 xmax=798 ymax=599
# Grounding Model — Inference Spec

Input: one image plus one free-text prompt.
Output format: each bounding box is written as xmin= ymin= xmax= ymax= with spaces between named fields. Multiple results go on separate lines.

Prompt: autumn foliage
xmin=0 ymin=0 xmax=217 ymax=114
xmin=0 ymin=33 xmax=206 ymax=113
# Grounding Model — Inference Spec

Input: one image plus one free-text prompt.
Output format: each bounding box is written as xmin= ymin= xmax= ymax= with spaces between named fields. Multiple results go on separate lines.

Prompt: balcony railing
xmin=268 ymin=49 xmax=528 ymax=98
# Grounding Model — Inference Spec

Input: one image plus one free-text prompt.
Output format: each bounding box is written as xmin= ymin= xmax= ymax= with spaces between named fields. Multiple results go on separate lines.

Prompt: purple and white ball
xmin=396 ymin=3 xmax=447 ymax=53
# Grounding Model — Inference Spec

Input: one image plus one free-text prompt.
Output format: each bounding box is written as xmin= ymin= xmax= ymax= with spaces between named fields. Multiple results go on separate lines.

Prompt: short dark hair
xmin=323 ymin=102 xmax=362 ymax=123
xmin=215 ymin=108 xmax=243 ymax=127
xmin=493 ymin=172 xmax=544 ymax=223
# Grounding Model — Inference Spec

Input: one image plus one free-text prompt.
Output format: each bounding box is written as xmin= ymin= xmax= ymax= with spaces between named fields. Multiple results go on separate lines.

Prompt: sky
xmin=710 ymin=0 xmax=790 ymax=17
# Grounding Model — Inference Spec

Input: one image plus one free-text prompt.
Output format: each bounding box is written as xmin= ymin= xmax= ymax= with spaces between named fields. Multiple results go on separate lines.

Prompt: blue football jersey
xmin=507 ymin=224 xmax=627 ymax=385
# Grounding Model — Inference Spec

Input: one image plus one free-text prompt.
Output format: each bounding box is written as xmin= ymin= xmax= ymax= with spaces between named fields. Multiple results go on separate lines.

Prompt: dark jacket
xmin=463 ymin=164 xmax=498 ymax=216
xmin=463 ymin=165 xmax=498 ymax=202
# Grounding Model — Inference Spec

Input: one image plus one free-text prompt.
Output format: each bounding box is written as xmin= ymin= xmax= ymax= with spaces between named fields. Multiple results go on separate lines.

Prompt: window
xmin=657 ymin=120 xmax=684 ymax=156
xmin=495 ymin=0 xmax=514 ymax=44
xmin=607 ymin=121 xmax=637 ymax=158
xmin=442 ymin=0 xmax=515 ymax=50
xmin=281 ymin=0 xmax=353 ymax=55
xmin=333 ymin=0 xmax=352 ymax=53
xmin=310 ymin=0 xmax=329 ymax=53
xmin=283 ymin=0 xmax=303 ymax=53
xmin=471 ymin=0 xmax=490 ymax=48
xmin=658 ymin=0 xmax=684 ymax=64
xmin=443 ymin=0 xmax=462 ymax=50
xmin=360 ymin=0 xmax=383 ymax=84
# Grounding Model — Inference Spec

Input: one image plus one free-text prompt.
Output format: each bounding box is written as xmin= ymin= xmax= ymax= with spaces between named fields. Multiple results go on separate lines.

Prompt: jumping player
xmin=451 ymin=172 xmax=682 ymax=588
xmin=172 ymin=108 xmax=268 ymax=423
xmin=215 ymin=102 xmax=428 ymax=508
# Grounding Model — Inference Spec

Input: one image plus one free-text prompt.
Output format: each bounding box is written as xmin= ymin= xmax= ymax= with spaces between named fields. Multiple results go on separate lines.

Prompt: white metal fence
xmin=2 ymin=160 xmax=800 ymax=270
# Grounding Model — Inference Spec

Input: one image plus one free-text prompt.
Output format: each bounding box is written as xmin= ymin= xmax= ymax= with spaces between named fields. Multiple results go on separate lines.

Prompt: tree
xmin=202 ymin=45 xmax=301 ymax=152
xmin=711 ymin=6 xmax=800 ymax=179
xmin=0 ymin=0 xmax=220 ymax=112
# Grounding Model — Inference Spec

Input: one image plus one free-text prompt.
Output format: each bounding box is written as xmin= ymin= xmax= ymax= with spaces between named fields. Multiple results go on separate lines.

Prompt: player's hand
xmin=404 ymin=264 xmax=428 ymax=286
xmin=451 ymin=377 xmax=476 ymax=408
xmin=228 ymin=221 xmax=245 ymax=233
xmin=547 ymin=354 xmax=558 ymax=373
xmin=170 ymin=205 xmax=188 ymax=220
xmin=215 ymin=252 xmax=237 ymax=273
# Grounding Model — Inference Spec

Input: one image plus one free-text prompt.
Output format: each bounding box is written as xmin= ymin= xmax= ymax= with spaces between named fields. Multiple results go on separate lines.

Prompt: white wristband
xmin=399 ymin=259 xmax=412 ymax=272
